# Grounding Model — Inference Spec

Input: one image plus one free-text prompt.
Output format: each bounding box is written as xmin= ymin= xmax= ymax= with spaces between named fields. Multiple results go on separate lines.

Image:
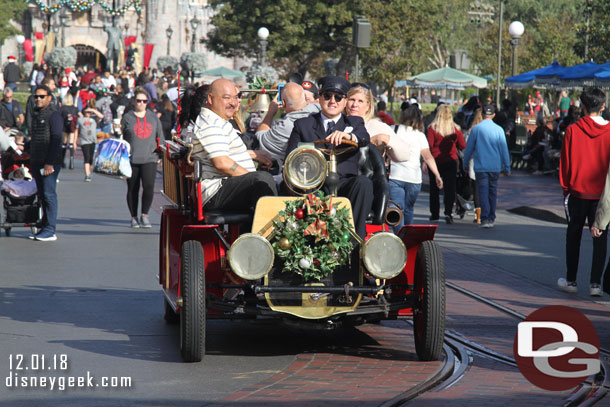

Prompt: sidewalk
xmin=423 ymin=170 xmax=566 ymax=224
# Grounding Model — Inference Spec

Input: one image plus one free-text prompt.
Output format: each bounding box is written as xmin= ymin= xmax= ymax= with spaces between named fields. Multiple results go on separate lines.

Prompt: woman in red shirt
xmin=426 ymin=104 xmax=466 ymax=223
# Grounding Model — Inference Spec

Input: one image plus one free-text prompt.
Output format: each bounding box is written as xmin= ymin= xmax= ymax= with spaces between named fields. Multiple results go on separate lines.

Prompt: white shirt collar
xmin=321 ymin=113 xmax=341 ymax=131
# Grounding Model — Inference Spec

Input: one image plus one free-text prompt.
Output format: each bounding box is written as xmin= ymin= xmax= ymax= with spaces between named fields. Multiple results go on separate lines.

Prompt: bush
xmin=45 ymin=47 xmax=77 ymax=69
xmin=180 ymin=53 xmax=207 ymax=74
xmin=157 ymin=56 xmax=180 ymax=74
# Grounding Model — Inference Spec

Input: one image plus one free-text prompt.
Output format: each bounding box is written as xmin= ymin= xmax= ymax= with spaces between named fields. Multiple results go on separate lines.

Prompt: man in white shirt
xmin=192 ymin=78 xmax=276 ymax=212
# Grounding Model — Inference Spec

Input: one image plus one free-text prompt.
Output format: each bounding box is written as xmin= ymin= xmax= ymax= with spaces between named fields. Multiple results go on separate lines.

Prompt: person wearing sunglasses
xmin=285 ymin=76 xmax=372 ymax=239
xmin=121 ymin=87 xmax=165 ymax=228
xmin=28 ymin=84 xmax=64 ymax=241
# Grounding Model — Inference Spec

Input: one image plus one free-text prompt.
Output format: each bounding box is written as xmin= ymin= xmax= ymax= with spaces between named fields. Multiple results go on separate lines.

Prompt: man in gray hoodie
xmin=255 ymin=82 xmax=319 ymax=166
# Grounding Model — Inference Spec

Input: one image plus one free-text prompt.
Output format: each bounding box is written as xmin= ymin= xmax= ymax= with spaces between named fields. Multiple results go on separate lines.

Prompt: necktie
xmin=326 ymin=120 xmax=335 ymax=136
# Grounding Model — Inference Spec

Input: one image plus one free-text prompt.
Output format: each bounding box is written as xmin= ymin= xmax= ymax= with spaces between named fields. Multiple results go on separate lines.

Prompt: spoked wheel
xmin=413 ymin=240 xmax=445 ymax=361
xmin=164 ymin=297 xmax=179 ymax=324
xmin=179 ymin=240 xmax=206 ymax=362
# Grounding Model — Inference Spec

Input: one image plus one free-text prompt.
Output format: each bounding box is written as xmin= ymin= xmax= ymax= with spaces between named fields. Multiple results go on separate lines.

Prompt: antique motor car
xmin=159 ymin=135 xmax=446 ymax=363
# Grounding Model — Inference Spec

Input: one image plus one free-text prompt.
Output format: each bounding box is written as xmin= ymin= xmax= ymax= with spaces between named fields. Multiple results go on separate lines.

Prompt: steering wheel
xmin=313 ymin=138 xmax=358 ymax=157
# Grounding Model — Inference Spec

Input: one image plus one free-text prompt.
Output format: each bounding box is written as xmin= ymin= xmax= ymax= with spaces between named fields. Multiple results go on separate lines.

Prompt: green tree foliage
xmin=580 ymin=0 xmax=610 ymax=63
xmin=0 ymin=0 xmax=28 ymax=44
xmin=205 ymin=0 xmax=365 ymax=76
xmin=205 ymin=0 xmax=586 ymax=88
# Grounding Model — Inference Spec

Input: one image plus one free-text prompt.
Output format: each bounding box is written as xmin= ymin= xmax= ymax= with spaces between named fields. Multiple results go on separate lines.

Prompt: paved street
xmin=0 ymin=160 xmax=608 ymax=406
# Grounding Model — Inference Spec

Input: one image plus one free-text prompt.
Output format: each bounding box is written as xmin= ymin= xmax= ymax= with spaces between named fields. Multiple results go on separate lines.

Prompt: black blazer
xmin=285 ymin=113 xmax=370 ymax=176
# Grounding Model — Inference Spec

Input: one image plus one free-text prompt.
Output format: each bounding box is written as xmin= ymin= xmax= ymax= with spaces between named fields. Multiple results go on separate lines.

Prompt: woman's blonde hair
xmin=469 ymin=107 xmax=483 ymax=130
xmin=346 ymin=85 xmax=374 ymax=122
xmin=430 ymin=104 xmax=458 ymax=137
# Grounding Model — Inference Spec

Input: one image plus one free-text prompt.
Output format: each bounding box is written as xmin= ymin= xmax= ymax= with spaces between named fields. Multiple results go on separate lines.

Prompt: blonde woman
xmin=426 ymin=104 xmax=466 ymax=224
xmin=345 ymin=83 xmax=406 ymax=158
xmin=346 ymin=85 xmax=441 ymax=230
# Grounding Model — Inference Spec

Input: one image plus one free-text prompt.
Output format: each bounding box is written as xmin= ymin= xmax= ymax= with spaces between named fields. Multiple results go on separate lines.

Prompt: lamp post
xmin=166 ymin=25 xmax=173 ymax=56
xmin=257 ymin=27 xmax=269 ymax=67
xmin=190 ymin=17 xmax=200 ymax=53
xmin=15 ymin=35 xmax=25 ymax=67
xmin=59 ymin=11 xmax=69 ymax=48
xmin=495 ymin=0 xmax=504 ymax=107
xmin=508 ymin=21 xmax=524 ymax=78
xmin=52 ymin=25 xmax=59 ymax=47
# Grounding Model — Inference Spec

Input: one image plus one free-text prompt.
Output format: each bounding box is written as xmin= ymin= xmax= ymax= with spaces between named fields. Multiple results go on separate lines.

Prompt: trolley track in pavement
xmin=381 ymin=282 xmax=610 ymax=406
xmin=442 ymin=281 xmax=610 ymax=406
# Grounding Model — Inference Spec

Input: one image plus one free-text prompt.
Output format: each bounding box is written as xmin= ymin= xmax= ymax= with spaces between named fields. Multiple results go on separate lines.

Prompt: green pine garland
xmin=272 ymin=192 xmax=353 ymax=282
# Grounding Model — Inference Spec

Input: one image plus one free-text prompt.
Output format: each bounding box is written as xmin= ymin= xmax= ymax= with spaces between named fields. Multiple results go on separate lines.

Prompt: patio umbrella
xmin=396 ymin=67 xmax=487 ymax=89
xmin=504 ymin=62 xmax=561 ymax=89
xmin=202 ymin=66 xmax=245 ymax=79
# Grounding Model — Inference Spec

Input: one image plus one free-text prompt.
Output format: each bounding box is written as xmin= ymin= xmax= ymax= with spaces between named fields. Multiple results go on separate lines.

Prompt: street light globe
xmin=15 ymin=35 xmax=25 ymax=44
xmin=509 ymin=21 xmax=524 ymax=39
xmin=257 ymin=27 xmax=269 ymax=40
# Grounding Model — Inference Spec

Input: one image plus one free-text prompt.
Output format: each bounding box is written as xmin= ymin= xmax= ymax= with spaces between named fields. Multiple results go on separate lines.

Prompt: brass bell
xmin=248 ymin=93 xmax=270 ymax=113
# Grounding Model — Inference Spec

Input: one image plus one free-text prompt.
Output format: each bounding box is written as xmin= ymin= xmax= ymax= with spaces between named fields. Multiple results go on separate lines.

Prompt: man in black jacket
xmin=0 ymin=87 xmax=24 ymax=129
xmin=285 ymin=76 xmax=373 ymax=239
xmin=29 ymin=85 xmax=63 ymax=241
xmin=3 ymin=56 xmax=20 ymax=92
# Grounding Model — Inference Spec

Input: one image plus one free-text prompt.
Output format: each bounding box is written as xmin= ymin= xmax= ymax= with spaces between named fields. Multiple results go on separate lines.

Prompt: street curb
xmin=506 ymin=206 xmax=567 ymax=224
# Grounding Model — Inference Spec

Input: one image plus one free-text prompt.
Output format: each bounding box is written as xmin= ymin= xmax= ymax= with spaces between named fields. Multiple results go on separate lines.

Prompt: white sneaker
xmin=558 ymin=278 xmax=577 ymax=293
xmin=590 ymin=284 xmax=602 ymax=297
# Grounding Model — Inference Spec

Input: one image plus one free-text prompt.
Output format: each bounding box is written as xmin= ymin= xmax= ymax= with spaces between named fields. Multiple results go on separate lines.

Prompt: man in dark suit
xmin=285 ymin=76 xmax=373 ymax=239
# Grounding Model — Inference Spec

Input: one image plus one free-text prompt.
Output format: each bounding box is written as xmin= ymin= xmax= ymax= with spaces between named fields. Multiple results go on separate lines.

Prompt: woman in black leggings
xmin=121 ymin=87 xmax=165 ymax=228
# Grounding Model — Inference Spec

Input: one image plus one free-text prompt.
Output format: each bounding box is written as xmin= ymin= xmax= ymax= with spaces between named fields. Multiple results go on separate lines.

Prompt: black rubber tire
xmin=164 ymin=297 xmax=180 ymax=324
xmin=413 ymin=240 xmax=446 ymax=361
xmin=179 ymin=240 xmax=206 ymax=362
xmin=5 ymin=227 xmax=11 ymax=237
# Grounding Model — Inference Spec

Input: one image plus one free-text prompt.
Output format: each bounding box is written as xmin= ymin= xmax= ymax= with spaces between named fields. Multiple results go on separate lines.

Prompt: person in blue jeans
xmin=463 ymin=104 xmax=511 ymax=228
xmin=28 ymin=84 xmax=64 ymax=241
xmin=371 ymin=106 xmax=443 ymax=233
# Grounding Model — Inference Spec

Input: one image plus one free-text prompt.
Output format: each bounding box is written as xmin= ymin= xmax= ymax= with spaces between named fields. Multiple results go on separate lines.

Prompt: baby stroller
xmin=0 ymin=153 xmax=43 ymax=237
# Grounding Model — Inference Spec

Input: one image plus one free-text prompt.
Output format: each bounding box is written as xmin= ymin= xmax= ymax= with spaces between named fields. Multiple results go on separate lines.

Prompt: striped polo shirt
xmin=192 ymin=108 xmax=256 ymax=205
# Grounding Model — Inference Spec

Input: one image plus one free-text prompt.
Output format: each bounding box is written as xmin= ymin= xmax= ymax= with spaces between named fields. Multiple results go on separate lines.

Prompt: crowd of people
xmin=0 ymin=57 xmax=608 ymax=296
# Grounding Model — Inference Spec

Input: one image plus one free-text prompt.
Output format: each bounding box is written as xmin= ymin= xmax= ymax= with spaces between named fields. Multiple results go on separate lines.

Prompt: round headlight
xmin=362 ymin=232 xmax=407 ymax=279
xmin=228 ymin=233 xmax=274 ymax=280
xmin=283 ymin=146 xmax=326 ymax=193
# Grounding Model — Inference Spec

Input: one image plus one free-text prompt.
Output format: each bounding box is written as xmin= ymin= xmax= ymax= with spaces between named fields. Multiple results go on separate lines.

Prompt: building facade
xmin=2 ymin=0 xmax=239 ymax=74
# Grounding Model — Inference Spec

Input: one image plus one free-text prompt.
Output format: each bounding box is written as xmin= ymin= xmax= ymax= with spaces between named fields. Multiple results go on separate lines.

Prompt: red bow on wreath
xmin=304 ymin=218 xmax=329 ymax=242
xmin=305 ymin=193 xmax=332 ymax=215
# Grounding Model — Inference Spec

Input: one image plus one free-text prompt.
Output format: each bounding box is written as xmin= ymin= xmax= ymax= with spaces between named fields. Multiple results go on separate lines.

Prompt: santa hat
xmin=7 ymin=56 xmax=16 ymax=60
xmin=65 ymin=68 xmax=71 ymax=73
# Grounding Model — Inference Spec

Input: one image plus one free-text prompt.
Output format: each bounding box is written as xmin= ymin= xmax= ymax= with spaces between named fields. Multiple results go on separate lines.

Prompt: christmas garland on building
xmin=26 ymin=0 xmax=141 ymax=15
xmin=272 ymin=192 xmax=353 ymax=282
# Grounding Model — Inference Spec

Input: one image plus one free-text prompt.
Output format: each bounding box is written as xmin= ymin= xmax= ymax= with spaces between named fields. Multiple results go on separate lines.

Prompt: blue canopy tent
xmin=558 ymin=62 xmax=610 ymax=88
xmin=504 ymin=62 xmax=561 ymax=89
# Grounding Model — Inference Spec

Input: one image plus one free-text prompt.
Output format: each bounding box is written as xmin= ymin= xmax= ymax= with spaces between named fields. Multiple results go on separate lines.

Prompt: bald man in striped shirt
xmin=192 ymin=79 xmax=277 ymax=212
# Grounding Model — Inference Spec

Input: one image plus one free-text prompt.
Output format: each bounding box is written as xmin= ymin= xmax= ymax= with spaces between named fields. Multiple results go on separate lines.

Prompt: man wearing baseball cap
xmin=301 ymin=80 xmax=319 ymax=104
xmin=3 ymin=56 xmax=20 ymax=92
xmin=285 ymin=75 xmax=373 ymax=239
xmin=462 ymin=104 xmax=511 ymax=229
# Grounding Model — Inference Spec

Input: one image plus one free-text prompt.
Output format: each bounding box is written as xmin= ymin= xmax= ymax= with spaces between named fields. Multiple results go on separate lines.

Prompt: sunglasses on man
xmin=135 ymin=99 xmax=148 ymax=104
xmin=322 ymin=92 xmax=345 ymax=102
xmin=34 ymin=94 xmax=49 ymax=100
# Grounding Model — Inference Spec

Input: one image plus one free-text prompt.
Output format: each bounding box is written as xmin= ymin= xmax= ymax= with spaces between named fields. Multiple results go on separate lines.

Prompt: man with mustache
xmin=191 ymin=79 xmax=276 ymax=213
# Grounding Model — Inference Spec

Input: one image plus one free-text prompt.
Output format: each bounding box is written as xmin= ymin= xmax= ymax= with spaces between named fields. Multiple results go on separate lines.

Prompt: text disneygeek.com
xmin=4 ymin=354 xmax=132 ymax=391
